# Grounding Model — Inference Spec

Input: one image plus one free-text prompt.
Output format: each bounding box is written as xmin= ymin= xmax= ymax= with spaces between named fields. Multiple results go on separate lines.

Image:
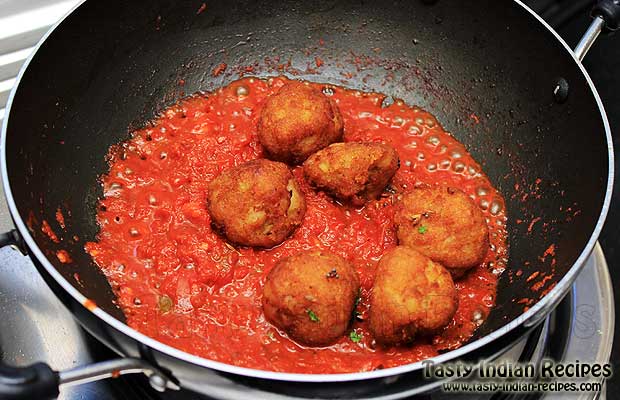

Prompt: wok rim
xmin=0 ymin=0 xmax=614 ymax=383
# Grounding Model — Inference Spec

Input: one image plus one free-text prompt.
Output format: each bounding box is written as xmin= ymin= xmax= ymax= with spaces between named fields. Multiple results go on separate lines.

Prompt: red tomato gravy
xmin=85 ymin=76 xmax=508 ymax=373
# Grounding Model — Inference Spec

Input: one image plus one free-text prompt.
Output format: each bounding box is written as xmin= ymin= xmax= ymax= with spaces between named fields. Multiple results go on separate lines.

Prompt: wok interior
xmin=5 ymin=0 xmax=609 ymax=346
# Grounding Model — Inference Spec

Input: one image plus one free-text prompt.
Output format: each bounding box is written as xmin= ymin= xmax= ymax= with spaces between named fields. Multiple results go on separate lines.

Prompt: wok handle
xmin=575 ymin=0 xmax=620 ymax=61
xmin=593 ymin=0 xmax=620 ymax=31
xmin=574 ymin=16 xmax=605 ymax=61
xmin=0 ymin=362 xmax=59 ymax=400
xmin=58 ymin=358 xmax=180 ymax=391
xmin=0 ymin=357 xmax=179 ymax=399
xmin=0 ymin=229 xmax=26 ymax=254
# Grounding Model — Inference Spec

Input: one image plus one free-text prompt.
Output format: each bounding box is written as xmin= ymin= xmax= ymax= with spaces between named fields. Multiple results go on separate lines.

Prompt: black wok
xmin=0 ymin=0 xmax=616 ymax=398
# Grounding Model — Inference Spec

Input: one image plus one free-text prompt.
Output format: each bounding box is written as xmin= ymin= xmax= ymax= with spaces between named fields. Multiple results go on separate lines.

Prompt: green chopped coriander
xmin=349 ymin=330 xmax=362 ymax=343
xmin=418 ymin=225 xmax=428 ymax=234
xmin=307 ymin=309 xmax=320 ymax=322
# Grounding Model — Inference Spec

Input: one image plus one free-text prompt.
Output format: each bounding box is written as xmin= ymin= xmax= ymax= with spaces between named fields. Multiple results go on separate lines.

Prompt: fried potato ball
xmin=262 ymin=250 xmax=360 ymax=347
xmin=303 ymin=142 xmax=400 ymax=205
xmin=394 ymin=186 xmax=489 ymax=273
xmin=257 ymin=82 xmax=344 ymax=164
xmin=369 ymin=246 xmax=458 ymax=346
xmin=207 ymin=159 xmax=306 ymax=248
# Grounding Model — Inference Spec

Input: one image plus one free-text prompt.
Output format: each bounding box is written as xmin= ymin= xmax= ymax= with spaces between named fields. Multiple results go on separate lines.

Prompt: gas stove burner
xmin=0 ymin=243 xmax=612 ymax=399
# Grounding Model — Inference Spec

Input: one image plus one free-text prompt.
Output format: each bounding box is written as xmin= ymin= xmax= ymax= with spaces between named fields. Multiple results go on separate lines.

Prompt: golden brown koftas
xmin=369 ymin=246 xmax=458 ymax=346
xmin=257 ymin=82 xmax=343 ymax=164
xmin=394 ymin=186 xmax=489 ymax=275
xmin=207 ymin=159 xmax=305 ymax=248
xmin=303 ymin=142 xmax=400 ymax=205
xmin=262 ymin=250 xmax=360 ymax=347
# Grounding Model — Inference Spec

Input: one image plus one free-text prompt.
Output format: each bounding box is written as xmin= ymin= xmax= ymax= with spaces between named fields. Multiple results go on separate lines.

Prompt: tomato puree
xmin=85 ymin=76 xmax=507 ymax=373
